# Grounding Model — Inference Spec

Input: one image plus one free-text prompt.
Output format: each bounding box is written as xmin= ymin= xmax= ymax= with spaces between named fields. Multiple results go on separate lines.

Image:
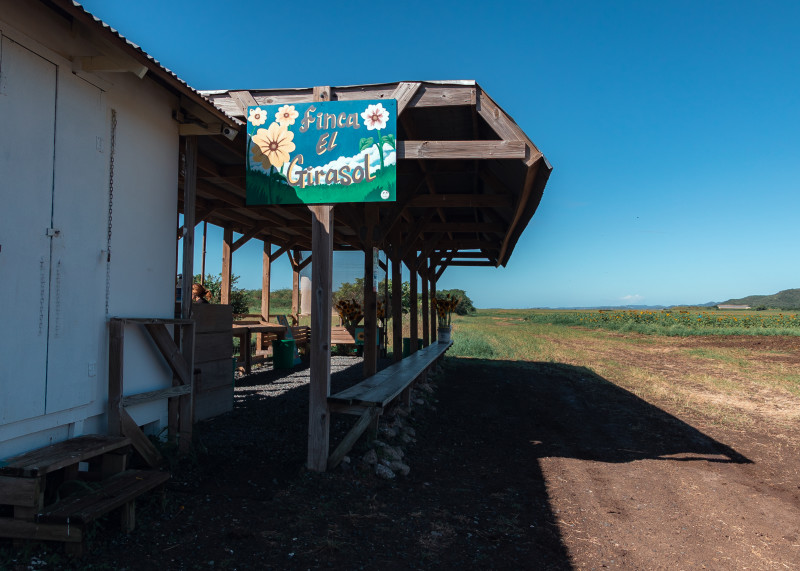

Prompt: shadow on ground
xmin=47 ymin=355 xmax=751 ymax=569
xmin=443 ymin=357 xmax=750 ymax=466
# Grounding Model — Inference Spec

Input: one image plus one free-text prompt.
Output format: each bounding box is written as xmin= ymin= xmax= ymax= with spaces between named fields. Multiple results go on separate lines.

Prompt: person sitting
xmin=192 ymin=283 xmax=211 ymax=303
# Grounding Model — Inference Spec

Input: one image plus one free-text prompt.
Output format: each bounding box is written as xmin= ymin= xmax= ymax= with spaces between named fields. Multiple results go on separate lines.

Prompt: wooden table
xmin=231 ymin=322 xmax=287 ymax=374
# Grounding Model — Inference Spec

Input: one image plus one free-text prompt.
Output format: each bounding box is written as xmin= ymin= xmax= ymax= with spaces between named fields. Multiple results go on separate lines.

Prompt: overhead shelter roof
xmin=189 ymin=81 xmax=551 ymax=269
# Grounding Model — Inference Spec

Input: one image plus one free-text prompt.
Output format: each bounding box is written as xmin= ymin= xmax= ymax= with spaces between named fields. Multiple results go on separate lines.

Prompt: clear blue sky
xmin=80 ymin=0 xmax=800 ymax=308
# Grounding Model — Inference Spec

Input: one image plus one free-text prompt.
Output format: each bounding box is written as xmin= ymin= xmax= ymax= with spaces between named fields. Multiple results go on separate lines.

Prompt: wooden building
xmin=0 ymin=0 xmax=239 ymax=459
xmin=0 ymin=0 xmax=551 ymax=476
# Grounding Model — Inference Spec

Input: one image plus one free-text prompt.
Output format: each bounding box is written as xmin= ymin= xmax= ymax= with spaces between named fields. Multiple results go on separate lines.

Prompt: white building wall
xmin=0 ymin=0 xmax=180 ymax=458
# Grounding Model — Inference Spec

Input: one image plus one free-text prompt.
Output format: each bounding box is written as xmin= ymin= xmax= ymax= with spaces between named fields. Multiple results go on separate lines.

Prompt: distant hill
xmin=720 ymin=288 xmax=800 ymax=310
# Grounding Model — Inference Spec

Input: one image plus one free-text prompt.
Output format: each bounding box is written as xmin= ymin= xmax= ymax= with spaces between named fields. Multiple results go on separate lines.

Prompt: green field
xmin=443 ymin=309 xmax=800 ymax=431
xmin=521 ymin=308 xmax=800 ymax=336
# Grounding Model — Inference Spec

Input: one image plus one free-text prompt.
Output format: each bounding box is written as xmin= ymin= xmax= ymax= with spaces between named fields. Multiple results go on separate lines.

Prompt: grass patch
xmin=441 ymin=310 xmax=800 ymax=432
xmin=450 ymin=331 xmax=495 ymax=359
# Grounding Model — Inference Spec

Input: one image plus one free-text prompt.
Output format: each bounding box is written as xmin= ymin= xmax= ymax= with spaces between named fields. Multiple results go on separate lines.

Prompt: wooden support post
xmin=308 ymin=205 xmax=333 ymax=472
xmin=178 ymin=321 xmax=194 ymax=453
xmin=408 ymin=254 xmax=418 ymax=353
xmin=292 ymin=249 xmax=300 ymax=322
xmin=421 ymin=258 xmax=430 ymax=346
xmin=363 ymin=205 xmax=378 ymax=378
xmin=258 ymin=240 xmax=271 ymax=351
xmin=108 ymin=319 xmax=124 ymax=436
xmin=391 ymin=250 xmax=403 ymax=363
xmin=221 ymin=227 xmax=232 ymax=305
xmin=308 ymin=85 xmax=333 ymax=472
xmin=200 ymin=221 xmax=207 ymax=286
xmin=262 ymin=240 xmax=271 ymax=320
xmin=181 ymin=136 xmax=197 ymax=320
xmin=430 ymin=275 xmax=437 ymax=340
xmin=382 ymin=252 xmax=389 ymax=357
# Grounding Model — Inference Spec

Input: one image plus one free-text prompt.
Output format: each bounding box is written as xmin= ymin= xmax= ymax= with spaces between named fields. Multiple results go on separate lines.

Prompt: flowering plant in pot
xmin=334 ymin=298 xmax=363 ymax=331
xmin=431 ymin=294 xmax=459 ymax=342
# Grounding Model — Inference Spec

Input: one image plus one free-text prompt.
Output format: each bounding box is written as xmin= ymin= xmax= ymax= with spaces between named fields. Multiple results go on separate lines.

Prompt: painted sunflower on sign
xmin=251 ymin=122 xmax=295 ymax=169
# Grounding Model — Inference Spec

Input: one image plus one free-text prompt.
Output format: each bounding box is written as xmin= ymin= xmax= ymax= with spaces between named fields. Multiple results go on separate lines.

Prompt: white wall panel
xmin=46 ymin=67 xmax=107 ymax=414
xmin=0 ymin=36 xmax=55 ymax=424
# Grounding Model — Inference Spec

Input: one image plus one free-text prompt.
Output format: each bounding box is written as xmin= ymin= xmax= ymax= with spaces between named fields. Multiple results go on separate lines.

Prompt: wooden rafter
xmin=397 ymin=140 xmax=526 ymax=160
xmin=391 ymin=82 xmax=422 ymax=116
xmin=408 ymin=194 xmax=513 ymax=208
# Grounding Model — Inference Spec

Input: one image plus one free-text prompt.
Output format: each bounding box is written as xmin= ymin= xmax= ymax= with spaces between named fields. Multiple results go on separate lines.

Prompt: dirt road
xmin=11 ymin=350 xmax=799 ymax=569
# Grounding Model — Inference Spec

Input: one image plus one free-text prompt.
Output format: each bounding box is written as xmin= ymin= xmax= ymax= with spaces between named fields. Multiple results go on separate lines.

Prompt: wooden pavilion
xmin=180 ymin=81 xmax=552 ymax=470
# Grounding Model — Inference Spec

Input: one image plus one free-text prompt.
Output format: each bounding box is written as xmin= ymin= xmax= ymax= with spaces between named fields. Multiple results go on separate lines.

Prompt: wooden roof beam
xmin=421 ymin=222 xmax=505 ymax=233
xmin=435 ymin=239 xmax=500 ymax=249
xmin=409 ymin=194 xmax=513 ymax=208
xmin=497 ymin=160 xmax=541 ymax=265
xmin=439 ymin=251 xmax=496 ymax=258
xmin=269 ymin=245 xmax=290 ymax=263
xmin=476 ymin=88 xmax=542 ymax=167
xmin=212 ymin=208 xmax=296 ymax=244
xmin=376 ymin=175 xmax=426 ymax=239
xmin=435 ymin=251 xmax=455 ymax=281
xmin=231 ymin=223 xmax=269 ymax=253
xmin=391 ymin=82 xmax=422 ymax=116
xmin=397 ymin=141 xmax=526 ymax=160
xmin=229 ymin=90 xmax=259 ymax=116
xmin=195 ymin=179 xmax=246 ymax=207
xmin=444 ymin=261 xmax=495 ymax=267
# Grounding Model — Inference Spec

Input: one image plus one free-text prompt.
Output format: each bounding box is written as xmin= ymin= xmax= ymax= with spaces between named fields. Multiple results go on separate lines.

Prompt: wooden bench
xmin=0 ymin=435 xmax=169 ymax=555
xmin=289 ymin=325 xmax=311 ymax=353
xmin=326 ymin=340 xmax=452 ymax=468
xmin=331 ymin=326 xmax=358 ymax=354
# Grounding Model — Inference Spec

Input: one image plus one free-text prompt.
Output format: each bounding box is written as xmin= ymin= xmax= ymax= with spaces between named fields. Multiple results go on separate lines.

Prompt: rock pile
xmin=344 ymin=377 xmax=439 ymax=479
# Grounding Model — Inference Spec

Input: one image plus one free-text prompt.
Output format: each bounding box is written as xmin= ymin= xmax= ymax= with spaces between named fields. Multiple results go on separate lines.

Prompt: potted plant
xmin=334 ymin=298 xmax=363 ymax=336
xmin=432 ymin=293 xmax=459 ymax=343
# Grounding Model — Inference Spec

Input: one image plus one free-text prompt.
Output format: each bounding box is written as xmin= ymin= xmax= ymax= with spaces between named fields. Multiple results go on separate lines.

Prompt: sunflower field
xmin=524 ymin=309 xmax=800 ymax=336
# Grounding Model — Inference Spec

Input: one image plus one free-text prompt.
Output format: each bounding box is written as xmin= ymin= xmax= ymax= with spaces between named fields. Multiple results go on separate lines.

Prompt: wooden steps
xmin=0 ymin=435 xmax=131 ymax=478
xmin=40 ymin=469 xmax=169 ymax=526
xmin=0 ymin=435 xmax=170 ymax=554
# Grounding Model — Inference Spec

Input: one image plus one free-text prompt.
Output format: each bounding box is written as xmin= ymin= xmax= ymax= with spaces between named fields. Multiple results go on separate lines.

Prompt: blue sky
xmin=80 ymin=0 xmax=800 ymax=308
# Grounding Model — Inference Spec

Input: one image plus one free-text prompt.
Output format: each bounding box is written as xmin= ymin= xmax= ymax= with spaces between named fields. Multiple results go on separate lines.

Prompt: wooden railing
xmin=108 ymin=317 xmax=195 ymax=462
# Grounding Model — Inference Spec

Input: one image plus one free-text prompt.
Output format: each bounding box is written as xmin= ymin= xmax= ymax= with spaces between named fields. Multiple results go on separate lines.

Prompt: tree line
xmin=194 ymin=274 xmax=476 ymax=317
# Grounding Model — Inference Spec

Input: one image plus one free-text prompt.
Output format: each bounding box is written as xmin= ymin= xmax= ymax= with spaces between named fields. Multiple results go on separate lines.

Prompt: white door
xmin=46 ymin=66 xmax=107 ymax=413
xmin=0 ymin=37 xmax=57 ymax=423
xmin=0 ymin=34 xmax=105 ymax=423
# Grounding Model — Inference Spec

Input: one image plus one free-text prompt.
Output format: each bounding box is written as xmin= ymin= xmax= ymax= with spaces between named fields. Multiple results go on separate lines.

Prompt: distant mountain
xmin=719 ymin=288 xmax=800 ymax=310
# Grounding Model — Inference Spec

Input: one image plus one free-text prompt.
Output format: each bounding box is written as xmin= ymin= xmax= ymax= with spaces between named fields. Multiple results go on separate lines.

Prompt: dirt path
xmin=8 ymin=350 xmax=800 ymax=569
xmin=448 ymin=357 xmax=800 ymax=569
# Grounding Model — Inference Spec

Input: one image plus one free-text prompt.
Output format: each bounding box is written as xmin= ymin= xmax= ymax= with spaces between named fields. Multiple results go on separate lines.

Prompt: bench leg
xmin=120 ymin=501 xmax=136 ymax=533
xmin=401 ymin=386 xmax=412 ymax=408
xmin=65 ymin=540 xmax=84 ymax=557
xmin=327 ymin=408 xmax=379 ymax=470
xmin=367 ymin=413 xmax=380 ymax=442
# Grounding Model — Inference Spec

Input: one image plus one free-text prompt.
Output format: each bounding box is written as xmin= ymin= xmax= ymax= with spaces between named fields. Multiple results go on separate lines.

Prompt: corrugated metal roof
xmin=59 ymin=0 xmax=241 ymax=126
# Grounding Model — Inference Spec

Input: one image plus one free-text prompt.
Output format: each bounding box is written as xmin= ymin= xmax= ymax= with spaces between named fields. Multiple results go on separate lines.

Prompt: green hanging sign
xmin=245 ymin=100 xmax=397 ymax=205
